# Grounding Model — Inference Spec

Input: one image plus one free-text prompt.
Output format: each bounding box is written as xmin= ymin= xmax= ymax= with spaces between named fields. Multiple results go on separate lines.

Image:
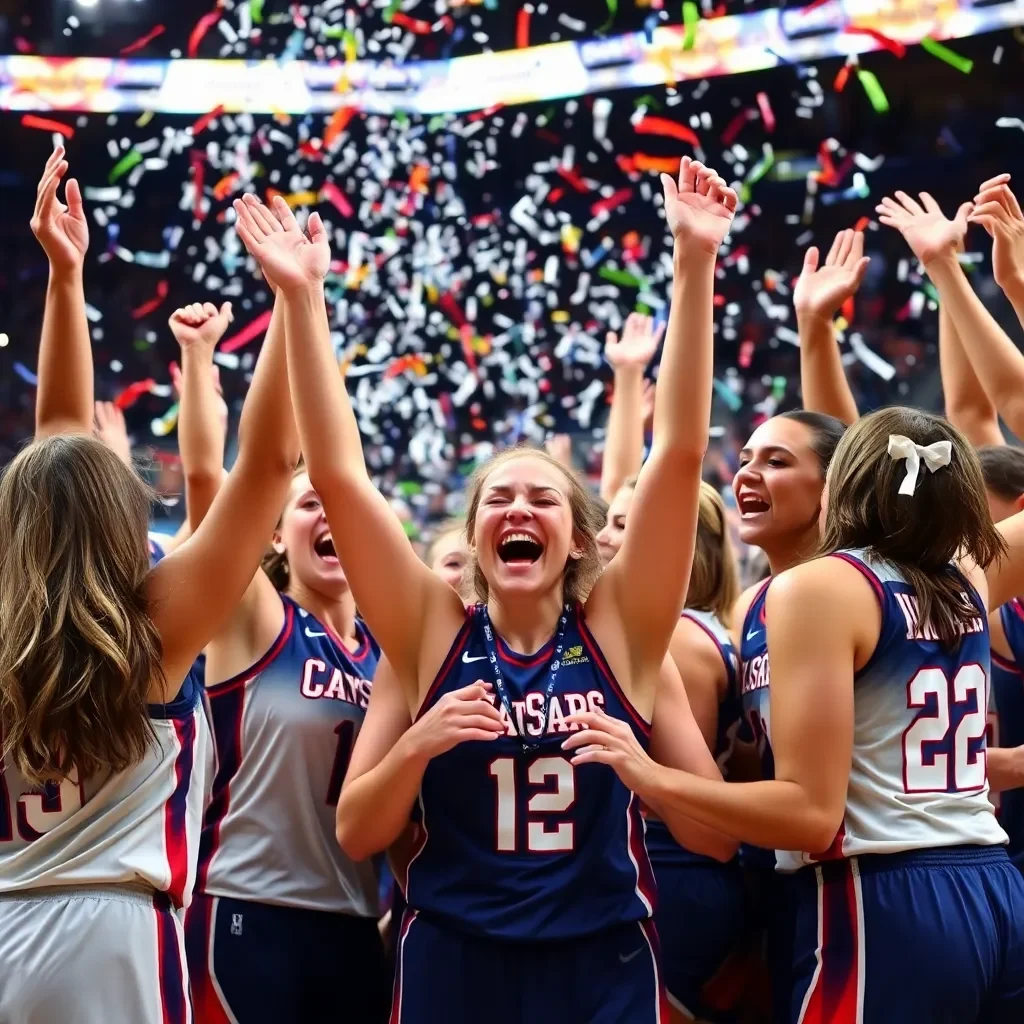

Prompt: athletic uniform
xmin=782 ymin=550 xmax=1024 ymax=1024
xmin=392 ymin=602 xmax=667 ymax=1024
xmin=990 ymin=599 xmax=1024 ymax=871
xmin=647 ymin=609 xmax=746 ymax=1021
xmin=0 ymin=672 xmax=208 ymax=1024
xmin=185 ymin=595 xmax=388 ymax=1023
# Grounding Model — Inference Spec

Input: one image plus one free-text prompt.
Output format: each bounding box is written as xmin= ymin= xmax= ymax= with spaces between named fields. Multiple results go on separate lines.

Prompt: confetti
xmin=682 ymin=2 xmax=700 ymax=50
xmin=20 ymin=115 xmax=74 ymax=138
xmin=14 ymin=363 xmax=38 ymax=387
xmin=115 ymin=379 xmax=156 ymax=410
xmin=119 ymin=24 xmax=166 ymax=56
xmin=920 ymin=37 xmax=974 ymax=74
xmin=221 ymin=311 xmax=274 ymax=354
xmin=844 ymin=26 xmax=906 ymax=58
xmin=108 ymin=149 xmax=143 ymax=184
xmin=856 ymin=69 xmax=889 ymax=113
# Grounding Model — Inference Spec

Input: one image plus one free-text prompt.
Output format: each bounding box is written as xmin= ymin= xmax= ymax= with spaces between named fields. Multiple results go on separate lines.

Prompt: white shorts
xmin=0 ymin=886 xmax=190 ymax=1024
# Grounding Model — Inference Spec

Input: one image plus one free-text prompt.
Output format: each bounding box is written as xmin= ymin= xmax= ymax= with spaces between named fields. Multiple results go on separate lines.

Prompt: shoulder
xmin=671 ymin=616 xmax=728 ymax=692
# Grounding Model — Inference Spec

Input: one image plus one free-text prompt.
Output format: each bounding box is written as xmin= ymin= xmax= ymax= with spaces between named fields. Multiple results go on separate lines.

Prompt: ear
xmin=1015 ymin=493 xmax=1024 ymax=515
xmin=272 ymin=529 xmax=285 ymax=556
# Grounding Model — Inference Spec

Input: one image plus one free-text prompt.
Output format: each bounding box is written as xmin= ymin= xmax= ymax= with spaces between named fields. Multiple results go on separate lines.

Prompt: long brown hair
xmin=0 ymin=435 xmax=163 ymax=786
xmin=464 ymin=447 xmax=605 ymax=605
xmin=819 ymin=407 xmax=1005 ymax=646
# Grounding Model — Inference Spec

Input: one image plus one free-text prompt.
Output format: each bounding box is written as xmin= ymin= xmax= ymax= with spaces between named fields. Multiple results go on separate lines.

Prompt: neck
xmin=286 ymin=580 xmax=359 ymax=651
xmin=486 ymin=587 xmax=565 ymax=655
xmin=765 ymin=525 xmax=820 ymax=577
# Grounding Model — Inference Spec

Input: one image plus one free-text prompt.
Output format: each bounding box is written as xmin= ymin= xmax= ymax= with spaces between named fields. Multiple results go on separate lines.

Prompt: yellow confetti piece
xmin=552 ymin=310 xmax=570 ymax=323
xmin=284 ymin=191 xmax=319 ymax=208
xmin=425 ymin=283 xmax=439 ymax=303
xmin=833 ymin=316 xmax=849 ymax=334
xmin=136 ymin=110 xmax=155 ymax=127
xmin=472 ymin=337 xmax=492 ymax=355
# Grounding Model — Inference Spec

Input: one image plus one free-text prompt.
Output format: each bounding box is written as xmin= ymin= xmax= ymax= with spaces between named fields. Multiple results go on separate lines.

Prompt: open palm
xmin=876 ymin=191 xmax=970 ymax=267
xmin=661 ymin=156 xmax=738 ymax=256
xmin=605 ymin=313 xmax=664 ymax=370
xmin=30 ymin=146 xmax=89 ymax=271
xmin=233 ymin=193 xmax=330 ymax=292
xmin=794 ymin=229 xmax=870 ymax=321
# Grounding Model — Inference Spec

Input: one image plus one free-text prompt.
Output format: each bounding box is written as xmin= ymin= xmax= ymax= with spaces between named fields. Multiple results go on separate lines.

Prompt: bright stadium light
xmin=74 ymin=0 xmax=99 ymax=7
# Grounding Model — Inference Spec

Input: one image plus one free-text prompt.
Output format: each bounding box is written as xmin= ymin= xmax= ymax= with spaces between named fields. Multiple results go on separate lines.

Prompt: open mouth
xmin=498 ymin=532 xmax=544 ymax=565
xmin=313 ymin=532 xmax=338 ymax=561
xmin=738 ymin=493 xmax=771 ymax=518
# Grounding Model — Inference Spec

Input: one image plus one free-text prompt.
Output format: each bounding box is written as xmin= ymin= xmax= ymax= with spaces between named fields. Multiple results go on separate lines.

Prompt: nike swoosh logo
xmin=462 ymin=652 xmax=487 ymax=664
xmin=619 ymin=948 xmax=645 ymax=964
xmin=746 ymin=630 xmax=760 ymax=641
xmin=305 ymin=628 xmax=327 ymax=639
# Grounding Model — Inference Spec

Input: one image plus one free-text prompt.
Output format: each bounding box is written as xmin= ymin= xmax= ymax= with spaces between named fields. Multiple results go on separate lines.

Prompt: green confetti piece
xmin=383 ymin=0 xmax=402 ymax=23
xmin=633 ymin=94 xmax=663 ymax=110
xmin=682 ymin=2 xmax=699 ymax=51
xmin=635 ymin=303 xmax=652 ymax=315
xmin=923 ymin=281 xmax=940 ymax=303
xmin=109 ymin=148 xmax=143 ymax=184
xmin=856 ymin=69 xmax=889 ymax=113
xmin=599 ymin=266 xmax=645 ymax=288
xmin=250 ymin=0 xmax=265 ymax=25
xmin=712 ymin=378 xmax=742 ymax=412
xmin=397 ymin=481 xmax=423 ymax=497
xmin=322 ymin=25 xmax=347 ymax=38
xmin=427 ymin=115 xmax=448 ymax=132
xmin=920 ymin=37 xmax=974 ymax=75
xmin=598 ymin=0 xmax=618 ymax=34
xmin=393 ymin=111 xmax=410 ymax=127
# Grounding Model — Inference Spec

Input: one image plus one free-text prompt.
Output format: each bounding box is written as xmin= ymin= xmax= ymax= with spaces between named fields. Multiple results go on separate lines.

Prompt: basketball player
xmin=267 ymin=156 xmax=736 ymax=1021
xmin=0 ymin=148 xmax=299 ymax=1022
xmin=566 ymin=404 xmax=1024 ymax=1021
xmin=179 ymin=196 xmax=389 ymax=1023
xmin=425 ymin=519 xmax=472 ymax=600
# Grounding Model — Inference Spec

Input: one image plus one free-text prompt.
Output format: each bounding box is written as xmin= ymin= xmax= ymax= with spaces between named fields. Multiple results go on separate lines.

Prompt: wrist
xmin=672 ymin=241 xmax=716 ymax=274
xmin=48 ymin=262 xmax=84 ymax=285
xmin=278 ymin=278 xmax=326 ymax=302
xmin=398 ymin=723 xmax=432 ymax=771
xmin=612 ymin=364 xmax=645 ymax=383
xmin=796 ymin=308 xmax=836 ymax=332
xmin=922 ymin=251 xmax=961 ymax=278
xmin=1001 ymin=275 xmax=1024 ymax=304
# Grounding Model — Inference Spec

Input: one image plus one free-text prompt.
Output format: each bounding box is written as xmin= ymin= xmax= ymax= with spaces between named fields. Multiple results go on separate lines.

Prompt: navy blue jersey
xmin=993 ymin=600 xmax=1024 ymax=868
xmin=404 ymin=603 xmax=656 ymax=941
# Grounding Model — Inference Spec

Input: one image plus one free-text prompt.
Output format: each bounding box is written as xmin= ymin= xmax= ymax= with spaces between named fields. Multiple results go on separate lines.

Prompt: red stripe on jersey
xmin=638 ymin=918 xmax=671 ymax=1024
xmin=626 ymin=793 xmax=658 ymax=915
xmin=184 ymin=896 xmax=233 ymax=1024
xmin=164 ymin=714 xmax=196 ymax=908
xmin=389 ymin=909 xmax=418 ymax=1024
xmin=205 ymin=601 xmax=295 ymax=695
xmin=154 ymin=893 xmax=188 ymax=1024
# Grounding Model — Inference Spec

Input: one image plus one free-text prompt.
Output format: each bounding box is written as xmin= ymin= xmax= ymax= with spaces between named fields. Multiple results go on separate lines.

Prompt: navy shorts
xmin=391 ymin=912 xmax=668 ymax=1024
xmin=650 ymin=852 xmax=746 ymax=1020
xmin=787 ymin=845 xmax=1024 ymax=1024
xmin=185 ymin=894 xmax=389 ymax=1023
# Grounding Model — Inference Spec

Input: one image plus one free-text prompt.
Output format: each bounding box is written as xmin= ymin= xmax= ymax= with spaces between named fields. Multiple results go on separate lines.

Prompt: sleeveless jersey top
xmin=0 ymin=672 xmax=208 ymax=909
xmin=775 ymin=549 xmax=1007 ymax=872
xmin=991 ymin=599 xmax=1024 ymax=867
xmin=403 ymin=603 xmax=657 ymax=941
xmin=197 ymin=594 xmax=380 ymax=915
xmin=646 ymin=608 xmax=740 ymax=867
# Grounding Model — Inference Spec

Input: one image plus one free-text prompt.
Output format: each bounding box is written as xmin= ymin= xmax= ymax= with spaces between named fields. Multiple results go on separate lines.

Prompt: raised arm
xmin=971 ymin=175 xmax=1024 ymax=334
xmin=146 ymin=197 xmax=300 ymax=694
xmin=29 ymin=147 xmax=92 ymax=439
xmin=793 ymin=229 xmax=866 ymax=425
xmin=599 ymin=314 xmax=664 ymax=502
xmin=247 ymin=195 xmax=459 ymax=677
xmin=878 ymin=190 xmax=1024 ymax=437
xmin=594 ymin=157 xmax=736 ymax=669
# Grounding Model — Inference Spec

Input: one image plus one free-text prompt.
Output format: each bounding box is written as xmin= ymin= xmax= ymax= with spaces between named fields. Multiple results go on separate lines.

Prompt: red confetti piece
xmin=439 ymin=292 xmax=467 ymax=328
xmin=221 ymin=310 xmax=274 ymax=354
xmin=841 ymin=296 xmax=855 ymax=323
xmin=634 ymin=116 xmax=700 ymax=148
xmin=555 ymin=165 xmax=591 ymax=193
xmin=516 ymin=6 xmax=530 ymax=48
xmin=323 ymin=107 xmax=356 ymax=148
xmin=834 ymin=64 xmax=852 ymax=92
xmin=853 ymin=215 xmax=870 ymax=232
xmin=721 ymin=108 xmax=754 ymax=145
xmin=119 ymin=24 xmax=166 ymax=56
xmin=131 ymin=280 xmax=169 ymax=320
xmin=802 ymin=0 xmax=833 ymax=10
xmin=547 ymin=187 xmax=565 ymax=205
xmin=213 ymin=172 xmax=240 ymax=201
xmin=115 ymin=379 xmax=156 ymax=411
xmin=20 ymin=114 xmax=74 ymax=138
xmin=192 ymin=104 xmax=225 ymax=138
xmin=188 ymin=7 xmax=222 ymax=59
xmin=460 ymin=324 xmax=479 ymax=375
xmin=468 ymin=104 xmax=505 ymax=123
xmin=14 ymin=37 xmax=33 ymax=54
xmin=756 ymin=92 xmax=775 ymax=133
xmin=590 ymin=188 xmax=633 ymax=217
xmin=391 ymin=12 xmax=433 ymax=34
xmin=321 ymin=181 xmax=353 ymax=218
xmin=844 ymin=25 xmax=906 ymax=58
xmin=191 ymin=152 xmax=205 ymax=222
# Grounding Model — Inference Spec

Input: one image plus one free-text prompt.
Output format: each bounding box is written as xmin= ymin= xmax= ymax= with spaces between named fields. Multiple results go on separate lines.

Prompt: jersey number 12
xmin=489 ymin=756 xmax=575 ymax=853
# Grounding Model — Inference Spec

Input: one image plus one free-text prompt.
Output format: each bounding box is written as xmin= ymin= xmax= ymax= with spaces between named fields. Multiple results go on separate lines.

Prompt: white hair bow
xmin=887 ymin=434 xmax=952 ymax=496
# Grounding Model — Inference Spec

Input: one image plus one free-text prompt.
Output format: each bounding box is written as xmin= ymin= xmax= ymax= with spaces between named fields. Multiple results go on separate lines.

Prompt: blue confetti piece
xmin=14 ymin=362 xmax=38 ymax=386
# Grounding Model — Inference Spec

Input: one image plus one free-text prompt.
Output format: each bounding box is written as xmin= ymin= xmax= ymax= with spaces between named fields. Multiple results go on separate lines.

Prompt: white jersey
xmin=0 ymin=673 xmax=209 ymax=909
xmin=775 ymin=549 xmax=1007 ymax=871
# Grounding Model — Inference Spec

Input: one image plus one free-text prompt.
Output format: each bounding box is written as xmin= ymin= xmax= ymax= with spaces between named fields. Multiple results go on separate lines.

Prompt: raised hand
xmin=94 ymin=401 xmax=132 ymax=467
xmin=233 ymin=193 xmax=330 ymax=293
xmin=794 ymin=229 xmax=871 ymax=323
xmin=876 ymin=191 xmax=971 ymax=267
xmin=660 ymin=156 xmax=738 ymax=257
xmin=169 ymin=302 xmax=234 ymax=351
xmin=30 ymin=146 xmax=88 ymax=272
xmin=605 ymin=313 xmax=665 ymax=371
xmin=969 ymin=174 xmax=1024 ymax=297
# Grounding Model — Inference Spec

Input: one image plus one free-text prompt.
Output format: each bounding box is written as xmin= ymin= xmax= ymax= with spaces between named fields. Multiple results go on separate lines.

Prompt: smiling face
xmin=596 ymin=484 xmax=633 ymax=567
xmin=733 ymin=417 xmax=827 ymax=556
xmin=471 ymin=454 xmax=580 ymax=599
xmin=273 ymin=471 xmax=348 ymax=598
xmin=429 ymin=528 xmax=470 ymax=597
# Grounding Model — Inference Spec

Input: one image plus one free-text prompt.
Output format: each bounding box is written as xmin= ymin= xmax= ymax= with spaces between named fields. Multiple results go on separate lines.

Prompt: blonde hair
xmin=619 ymin=477 xmax=737 ymax=625
xmin=261 ymin=463 xmax=308 ymax=591
xmin=464 ymin=447 xmax=605 ymax=605
xmin=0 ymin=435 xmax=163 ymax=787
xmin=820 ymin=407 xmax=1005 ymax=646
xmin=426 ymin=518 xmax=466 ymax=567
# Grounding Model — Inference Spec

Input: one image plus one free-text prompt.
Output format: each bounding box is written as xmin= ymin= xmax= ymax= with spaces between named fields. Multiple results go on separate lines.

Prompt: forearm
xmin=281 ymin=285 xmax=367 ymax=484
xmin=928 ymin=257 xmax=1024 ymax=436
xmin=988 ymin=745 xmax=1024 ymax=794
xmin=643 ymin=766 xmax=837 ymax=853
xmin=180 ymin=346 xmax=229 ymax=530
xmin=797 ymin=314 xmax=858 ymax=424
xmin=939 ymin=302 xmax=1003 ymax=446
xmin=336 ymin=732 xmax=427 ymax=860
xmin=1005 ymin=281 xmax=1024 ymax=339
xmin=35 ymin=267 xmax=93 ymax=437
xmin=600 ymin=367 xmax=645 ymax=502
xmin=652 ymin=247 xmax=714 ymax=459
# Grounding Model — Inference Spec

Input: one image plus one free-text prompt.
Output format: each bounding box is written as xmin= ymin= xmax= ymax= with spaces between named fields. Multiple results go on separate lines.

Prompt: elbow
xmin=702 ymin=832 xmax=740 ymax=863
xmin=797 ymin=807 xmax=844 ymax=856
xmin=335 ymin=811 xmax=375 ymax=863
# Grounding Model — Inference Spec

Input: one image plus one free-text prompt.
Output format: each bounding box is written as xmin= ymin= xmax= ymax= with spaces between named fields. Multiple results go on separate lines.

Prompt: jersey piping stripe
xmin=164 ymin=713 xmax=196 ymax=909
xmin=638 ymin=918 xmax=670 ymax=1024
xmin=154 ymin=891 xmax=189 ymax=1024
xmin=204 ymin=601 xmax=295 ymax=695
xmin=400 ymin=794 xmax=430 ymax=900
xmin=625 ymin=792 xmax=657 ymax=915
xmin=415 ymin=614 xmax=473 ymax=721
xmin=680 ymin=610 xmax=737 ymax=691
xmin=577 ymin=607 xmax=651 ymax=738
xmin=389 ymin=909 xmax=418 ymax=1024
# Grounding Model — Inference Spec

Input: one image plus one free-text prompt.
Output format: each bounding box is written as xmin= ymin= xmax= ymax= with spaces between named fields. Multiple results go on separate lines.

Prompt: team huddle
xmin=3 ymin=144 xmax=1024 ymax=1024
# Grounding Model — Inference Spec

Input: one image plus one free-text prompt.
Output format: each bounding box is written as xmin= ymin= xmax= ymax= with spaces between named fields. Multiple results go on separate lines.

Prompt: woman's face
xmin=274 ymin=472 xmax=349 ymax=597
xmin=472 ymin=455 xmax=578 ymax=599
xmin=430 ymin=529 xmax=470 ymax=597
xmin=595 ymin=485 xmax=633 ymax=567
xmin=733 ymin=418 xmax=826 ymax=555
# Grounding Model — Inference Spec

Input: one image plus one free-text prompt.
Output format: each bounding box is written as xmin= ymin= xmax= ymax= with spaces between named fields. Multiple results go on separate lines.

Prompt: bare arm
xmin=669 ymin=616 xmax=725 ymax=750
xmin=595 ymin=158 xmax=737 ymax=669
xmin=600 ymin=314 xmax=663 ymax=502
xmin=988 ymin=746 xmax=1024 ymax=794
xmin=793 ymin=229 xmax=866 ymax=425
xmin=29 ymin=147 xmax=93 ymax=439
xmin=939 ymin=301 xmax=1004 ymax=447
